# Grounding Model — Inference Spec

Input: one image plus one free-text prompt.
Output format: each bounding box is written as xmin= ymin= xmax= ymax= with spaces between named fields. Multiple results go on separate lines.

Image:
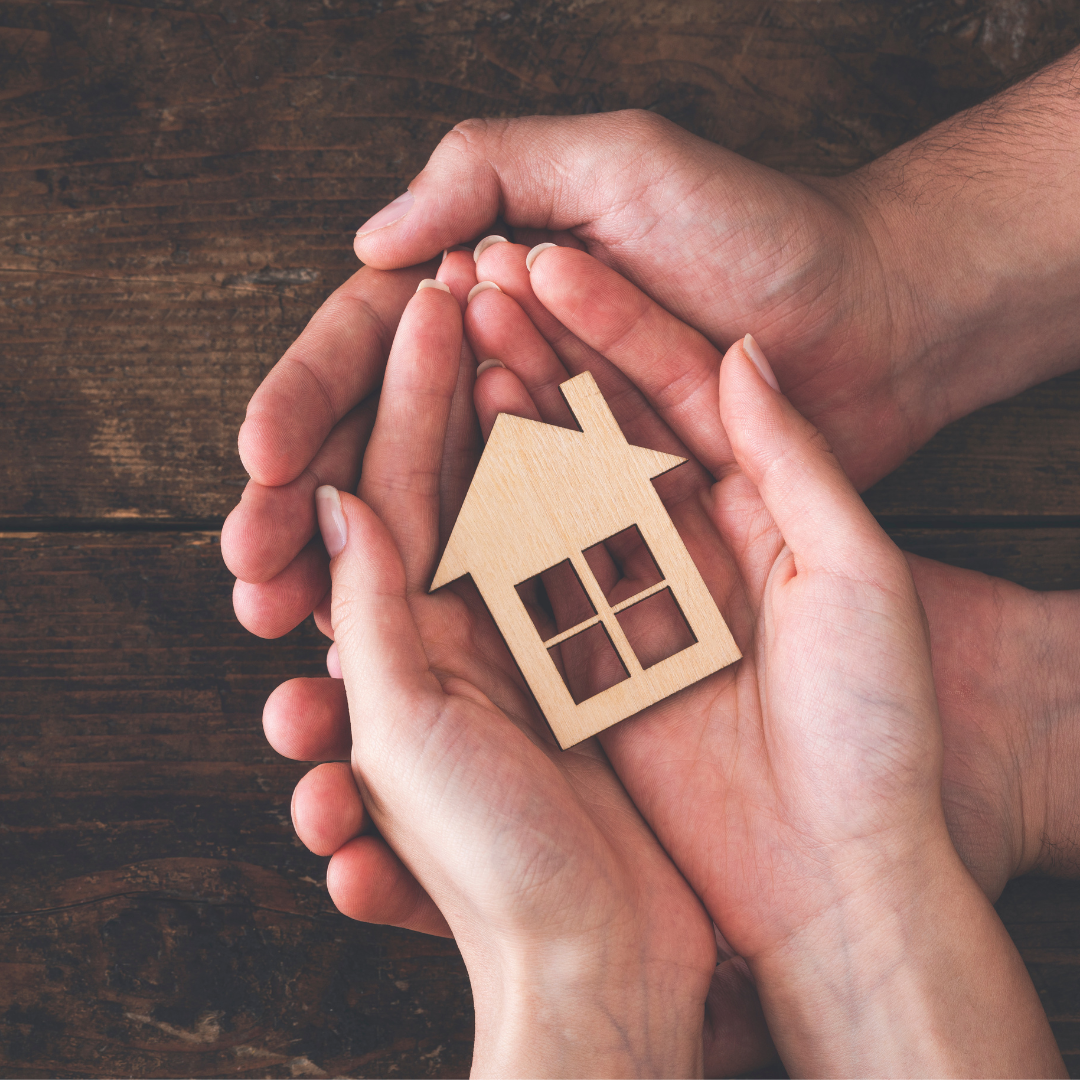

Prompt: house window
xmin=515 ymin=525 xmax=697 ymax=704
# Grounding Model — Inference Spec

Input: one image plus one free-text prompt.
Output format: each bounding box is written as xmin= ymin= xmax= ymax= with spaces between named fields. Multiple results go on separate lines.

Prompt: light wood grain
xmin=432 ymin=372 xmax=741 ymax=748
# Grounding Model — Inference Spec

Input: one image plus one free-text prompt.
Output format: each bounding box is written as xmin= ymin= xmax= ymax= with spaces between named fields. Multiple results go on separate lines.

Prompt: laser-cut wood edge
xmin=431 ymin=371 xmax=741 ymax=748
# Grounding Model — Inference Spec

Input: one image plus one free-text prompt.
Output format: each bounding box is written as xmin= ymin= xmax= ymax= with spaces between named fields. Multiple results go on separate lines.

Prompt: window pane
xmin=615 ymin=588 xmax=696 ymax=669
xmin=582 ymin=525 xmax=663 ymax=607
xmin=547 ymin=622 xmax=629 ymax=704
xmin=515 ymin=559 xmax=595 ymax=641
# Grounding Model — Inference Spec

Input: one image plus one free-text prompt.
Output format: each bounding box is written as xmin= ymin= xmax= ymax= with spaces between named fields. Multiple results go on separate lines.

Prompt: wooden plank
xmin=867 ymin=373 xmax=1080 ymax=520
xmin=0 ymin=532 xmax=472 ymax=1079
xmin=884 ymin=527 xmax=1080 ymax=592
xmin=995 ymin=878 xmax=1080 ymax=1079
xmin=2 ymin=527 xmax=1078 ymax=1075
xmin=3 ymin=1 xmax=1080 ymax=526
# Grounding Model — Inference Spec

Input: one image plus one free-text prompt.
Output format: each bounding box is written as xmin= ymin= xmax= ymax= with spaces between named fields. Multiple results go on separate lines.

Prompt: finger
xmin=527 ymin=244 xmax=734 ymax=478
xmin=474 ymin=242 xmax=701 ymax=488
xmin=435 ymin=248 xmax=478 ymax=310
xmin=232 ymin=537 xmax=329 ymax=638
xmin=317 ymin=488 xmax=443 ymax=724
xmin=326 ymin=836 xmax=452 ymax=937
xmin=435 ymin=251 xmax=483 ymax=542
xmin=466 ymin=279 xmax=576 ymax=427
xmin=359 ymin=283 xmax=463 ymax=589
xmin=473 ymin=361 xmax=543 ymax=439
xmin=718 ymin=336 xmax=899 ymax=577
xmin=239 ymin=261 xmax=436 ymax=488
xmin=353 ymin=112 xmax=690 ymax=269
xmin=474 ymin=239 xmax=589 ymax=375
xmin=326 ymin=641 xmax=341 ymax=679
xmin=263 ymin=677 xmax=351 ymax=761
xmin=223 ymin=399 xmax=377 ymax=584
xmin=292 ymin=761 xmax=367 ymax=857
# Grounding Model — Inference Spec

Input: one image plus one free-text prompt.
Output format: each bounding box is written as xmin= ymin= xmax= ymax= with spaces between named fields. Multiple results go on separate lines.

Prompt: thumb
xmin=353 ymin=111 xmax=688 ymax=269
xmin=315 ymin=486 xmax=443 ymax=737
xmin=719 ymin=336 xmax=896 ymax=577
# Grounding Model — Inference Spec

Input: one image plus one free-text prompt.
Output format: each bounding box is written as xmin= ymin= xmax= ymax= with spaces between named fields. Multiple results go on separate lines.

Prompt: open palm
xmin=451 ymin=245 xmax=948 ymax=960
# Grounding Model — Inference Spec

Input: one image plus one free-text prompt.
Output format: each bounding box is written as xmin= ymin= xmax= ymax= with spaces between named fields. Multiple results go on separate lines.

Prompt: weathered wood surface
xmin=0 ymin=532 xmax=474 ymax=1079
xmin=2 ymin=530 xmax=1079 ymax=1077
xmin=3 ymin=0 xmax=1080 ymax=526
xmin=864 ymin=372 xmax=1080 ymax=521
xmin=2 ymin=1 xmax=1080 ymax=1077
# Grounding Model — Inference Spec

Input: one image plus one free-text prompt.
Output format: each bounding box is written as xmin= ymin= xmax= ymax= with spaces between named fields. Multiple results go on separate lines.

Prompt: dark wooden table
xmin=2 ymin=2 xmax=1079 ymax=1076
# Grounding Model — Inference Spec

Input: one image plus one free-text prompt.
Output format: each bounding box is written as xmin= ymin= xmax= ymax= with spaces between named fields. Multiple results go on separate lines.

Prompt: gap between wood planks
xmin=3 ymin=514 xmax=1080 ymax=534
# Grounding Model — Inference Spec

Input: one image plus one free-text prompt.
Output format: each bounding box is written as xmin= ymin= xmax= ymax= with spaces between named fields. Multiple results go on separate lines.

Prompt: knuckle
xmin=615 ymin=107 xmax=673 ymax=144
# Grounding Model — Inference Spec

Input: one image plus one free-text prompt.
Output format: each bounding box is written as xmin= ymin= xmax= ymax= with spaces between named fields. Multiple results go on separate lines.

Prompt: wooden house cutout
xmin=431 ymin=371 xmax=741 ymax=748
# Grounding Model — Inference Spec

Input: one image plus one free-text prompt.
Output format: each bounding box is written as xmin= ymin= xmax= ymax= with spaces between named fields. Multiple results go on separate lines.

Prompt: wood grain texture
xmin=866 ymin=372 xmax=1080 ymax=521
xmin=3 ymin=0 xmax=1080 ymax=525
xmin=0 ymin=532 xmax=473 ymax=1079
xmin=3 ymin=1 xmax=1080 ymax=1076
xmin=2 ymin=529 xmax=1079 ymax=1076
xmin=432 ymin=372 xmax=739 ymax=748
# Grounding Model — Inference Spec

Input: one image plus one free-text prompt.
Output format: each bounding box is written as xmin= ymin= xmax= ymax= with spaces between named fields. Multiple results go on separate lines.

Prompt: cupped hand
xmin=225 ymin=108 xmax=936 ymax=641
xmin=287 ymin=242 xmax=1061 ymax=1074
xmin=303 ymin=275 xmax=718 ymax=1078
xmin=354 ymin=111 xmax=947 ymax=490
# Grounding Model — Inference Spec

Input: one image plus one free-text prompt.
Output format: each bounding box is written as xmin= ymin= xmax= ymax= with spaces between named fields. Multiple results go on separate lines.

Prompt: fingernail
xmin=356 ymin=190 xmax=414 ymax=237
xmin=315 ymin=485 xmax=347 ymax=558
xmin=467 ymin=280 xmax=501 ymax=303
xmin=442 ymin=245 xmax=472 ymax=262
xmin=742 ymin=333 xmax=780 ymax=392
xmin=326 ymin=642 xmax=343 ymax=680
xmin=416 ymin=278 xmax=451 ymax=293
xmin=476 ymin=359 xmax=505 ymax=376
xmin=473 ymin=235 xmax=508 ymax=262
xmin=525 ymin=242 xmax=557 ymax=271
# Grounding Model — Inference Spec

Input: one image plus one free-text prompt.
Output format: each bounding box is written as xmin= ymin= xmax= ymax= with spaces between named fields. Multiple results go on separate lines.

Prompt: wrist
xmin=921 ymin=559 xmax=1080 ymax=892
xmin=749 ymin=834 xmax=1062 ymax=1076
xmin=466 ymin=936 xmax=709 ymax=1078
xmin=836 ymin=52 xmax=1080 ymax=430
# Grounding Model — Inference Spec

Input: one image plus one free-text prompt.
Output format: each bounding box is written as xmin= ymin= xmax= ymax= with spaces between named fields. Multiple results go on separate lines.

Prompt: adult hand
xmin=299 ymin=274 xmax=717 ymax=1078
xmin=227 ymin=44 xmax=1080 ymax=641
xmin=271 ymin=243 xmax=1078 ymax=1075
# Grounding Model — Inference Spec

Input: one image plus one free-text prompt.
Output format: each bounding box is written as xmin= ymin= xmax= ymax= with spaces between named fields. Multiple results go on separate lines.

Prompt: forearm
xmin=751 ymin=840 xmax=1064 ymax=1077
xmin=842 ymin=46 xmax=1080 ymax=431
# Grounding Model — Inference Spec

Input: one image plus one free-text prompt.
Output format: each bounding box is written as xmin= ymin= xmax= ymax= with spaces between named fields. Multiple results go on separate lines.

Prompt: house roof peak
xmin=431 ymin=371 xmax=686 ymax=590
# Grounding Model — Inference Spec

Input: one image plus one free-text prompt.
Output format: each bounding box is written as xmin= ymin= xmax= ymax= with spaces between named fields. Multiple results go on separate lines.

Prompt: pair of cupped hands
xmin=223 ymin=114 xmax=1060 ymax=1076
